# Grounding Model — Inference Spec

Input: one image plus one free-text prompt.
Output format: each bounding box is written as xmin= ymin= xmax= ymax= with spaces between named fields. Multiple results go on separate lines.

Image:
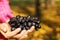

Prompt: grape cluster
xmin=8 ymin=15 xmax=41 ymax=31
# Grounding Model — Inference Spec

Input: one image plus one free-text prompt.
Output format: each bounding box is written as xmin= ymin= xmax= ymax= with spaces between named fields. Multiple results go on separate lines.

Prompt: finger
xmin=28 ymin=26 xmax=35 ymax=33
xmin=0 ymin=28 xmax=21 ymax=38
xmin=20 ymin=31 xmax=28 ymax=39
xmin=7 ymin=28 xmax=21 ymax=37
xmin=20 ymin=30 xmax=28 ymax=38
xmin=4 ymin=28 xmax=21 ymax=38
xmin=20 ymin=35 xmax=28 ymax=40
xmin=0 ymin=30 xmax=7 ymax=38
xmin=6 ymin=23 xmax=11 ymax=32
xmin=13 ymin=30 xmax=26 ymax=38
xmin=2 ymin=23 xmax=11 ymax=32
xmin=0 ymin=24 xmax=7 ymax=32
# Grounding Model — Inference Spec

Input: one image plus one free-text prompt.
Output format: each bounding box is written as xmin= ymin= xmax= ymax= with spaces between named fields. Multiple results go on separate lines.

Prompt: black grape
xmin=8 ymin=15 xmax=41 ymax=32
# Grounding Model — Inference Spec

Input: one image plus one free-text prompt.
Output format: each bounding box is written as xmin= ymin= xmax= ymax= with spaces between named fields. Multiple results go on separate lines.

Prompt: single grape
xmin=17 ymin=23 xmax=20 ymax=27
xmin=34 ymin=17 xmax=39 ymax=20
xmin=38 ymin=26 xmax=41 ymax=29
xmin=20 ymin=16 xmax=24 ymax=20
xmin=11 ymin=27 xmax=16 ymax=31
xmin=25 ymin=26 xmax=30 ymax=30
xmin=21 ymin=19 xmax=25 ymax=23
xmin=35 ymin=20 xmax=40 ymax=24
xmin=27 ymin=16 xmax=33 ymax=22
xmin=16 ymin=15 xmax=20 ymax=19
xmin=10 ymin=17 xmax=16 ymax=21
xmin=23 ymin=22 xmax=27 ymax=27
xmin=35 ymin=24 xmax=39 ymax=31
xmin=10 ymin=23 xmax=15 ymax=27
xmin=32 ymin=22 xmax=36 ymax=26
xmin=27 ymin=16 xmax=31 ymax=19
xmin=18 ymin=16 xmax=24 ymax=22
xmin=27 ymin=22 xmax=32 ymax=27
xmin=19 ymin=25 xmax=24 ymax=30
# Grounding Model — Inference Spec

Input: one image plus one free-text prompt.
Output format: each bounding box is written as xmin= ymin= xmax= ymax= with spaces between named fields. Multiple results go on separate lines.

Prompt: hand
xmin=0 ymin=23 xmax=21 ymax=38
xmin=0 ymin=23 xmax=35 ymax=39
xmin=13 ymin=26 xmax=35 ymax=40
xmin=0 ymin=22 xmax=35 ymax=39
xmin=0 ymin=20 xmax=11 ymax=32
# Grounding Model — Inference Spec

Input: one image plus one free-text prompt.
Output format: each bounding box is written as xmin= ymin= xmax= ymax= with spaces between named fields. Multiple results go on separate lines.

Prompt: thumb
xmin=0 ymin=23 xmax=7 ymax=32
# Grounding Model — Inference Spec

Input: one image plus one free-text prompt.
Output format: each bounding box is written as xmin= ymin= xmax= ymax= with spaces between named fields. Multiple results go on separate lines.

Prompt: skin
xmin=14 ymin=26 xmax=35 ymax=40
xmin=0 ymin=21 xmax=35 ymax=40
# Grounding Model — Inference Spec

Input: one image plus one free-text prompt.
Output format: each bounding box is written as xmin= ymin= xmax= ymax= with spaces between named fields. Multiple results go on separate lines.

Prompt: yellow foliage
xmin=56 ymin=27 xmax=60 ymax=32
xmin=41 ymin=23 xmax=53 ymax=33
xmin=12 ymin=10 xmax=28 ymax=17
xmin=39 ymin=29 xmax=47 ymax=34
xmin=33 ymin=31 xmax=40 ymax=37
xmin=56 ymin=33 xmax=60 ymax=39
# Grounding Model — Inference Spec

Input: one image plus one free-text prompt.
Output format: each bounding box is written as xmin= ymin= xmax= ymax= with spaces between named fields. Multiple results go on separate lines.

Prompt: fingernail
xmin=17 ymin=28 xmax=21 ymax=30
xmin=32 ymin=26 xmax=35 ymax=28
xmin=28 ymin=30 xmax=30 ymax=32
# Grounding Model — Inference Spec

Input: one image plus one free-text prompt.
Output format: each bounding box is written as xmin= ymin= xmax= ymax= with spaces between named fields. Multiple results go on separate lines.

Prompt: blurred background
xmin=9 ymin=0 xmax=60 ymax=40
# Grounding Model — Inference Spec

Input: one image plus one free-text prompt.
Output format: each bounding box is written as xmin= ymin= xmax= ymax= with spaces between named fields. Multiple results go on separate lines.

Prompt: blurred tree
xmin=44 ymin=0 xmax=48 ymax=9
xmin=35 ymin=0 xmax=42 ymax=19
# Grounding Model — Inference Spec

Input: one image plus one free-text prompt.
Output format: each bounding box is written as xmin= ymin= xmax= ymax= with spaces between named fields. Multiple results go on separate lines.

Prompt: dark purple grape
xmin=27 ymin=22 xmax=32 ymax=27
xmin=21 ymin=19 xmax=25 ymax=23
xmin=16 ymin=15 xmax=20 ymax=19
xmin=24 ymin=22 xmax=27 ymax=26
xmin=35 ymin=24 xmax=39 ymax=31
xmin=35 ymin=24 xmax=39 ymax=27
xmin=12 ymin=24 xmax=18 ymax=28
xmin=35 ymin=20 xmax=40 ymax=24
xmin=27 ymin=16 xmax=31 ymax=19
xmin=18 ymin=16 xmax=24 ymax=22
xmin=10 ymin=23 xmax=15 ymax=27
xmin=11 ymin=27 xmax=16 ymax=31
xmin=20 ymin=16 xmax=24 ymax=20
xmin=25 ymin=26 xmax=30 ymax=30
xmin=27 ymin=16 xmax=33 ymax=22
xmin=17 ymin=23 xmax=20 ymax=27
xmin=34 ymin=17 xmax=39 ymax=20
xmin=9 ymin=15 xmax=41 ymax=31
xmin=32 ymin=22 xmax=36 ymax=26
xmin=19 ymin=25 xmax=24 ymax=30
xmin=38 ymin=26 xmax=41 ymax=29
xmin=10 ymin=17 xmax=16 ymax=21
xmin=35 ymin=27 xmax=38 ymax=31
xmin=10 ymin=17 xmax=17 ymax=24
